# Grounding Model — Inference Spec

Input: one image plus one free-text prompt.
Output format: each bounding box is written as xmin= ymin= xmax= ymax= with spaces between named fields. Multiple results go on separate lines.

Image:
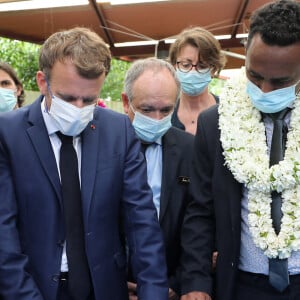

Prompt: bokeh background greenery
xmin=0 ymin=37 xmax=225 ymax=109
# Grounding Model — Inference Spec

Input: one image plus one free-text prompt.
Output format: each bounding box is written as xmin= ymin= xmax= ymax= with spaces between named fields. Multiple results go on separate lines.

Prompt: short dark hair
xmin=247 ymin=0 xmax=300 ymax=47
xmin=0 ymin=62 xmax=25 ymax=107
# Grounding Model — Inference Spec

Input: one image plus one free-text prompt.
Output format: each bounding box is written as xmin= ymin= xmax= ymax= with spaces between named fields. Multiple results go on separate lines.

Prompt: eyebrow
xmin=247 ymin=69 xmax=292 ymax=82
xmin=0 ymin=79 xmax=14 ymax=84
xmin=139 ymin=104 xmax=174 ymax=110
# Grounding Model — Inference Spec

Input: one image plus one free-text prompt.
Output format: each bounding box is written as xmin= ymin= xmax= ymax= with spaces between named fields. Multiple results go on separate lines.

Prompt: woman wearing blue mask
xmin=0 ymin=62 xmax=25 ymax=112
xmin=169 ymin=27 xmax=226 ymax=135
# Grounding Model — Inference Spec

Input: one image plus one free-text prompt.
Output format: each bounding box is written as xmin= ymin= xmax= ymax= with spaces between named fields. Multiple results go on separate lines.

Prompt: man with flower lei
xmin=180 ymin=1 xmax=300 ymax=300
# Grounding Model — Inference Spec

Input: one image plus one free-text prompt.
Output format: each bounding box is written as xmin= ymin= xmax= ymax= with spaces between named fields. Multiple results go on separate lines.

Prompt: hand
xmin=169 ymin=288 xmax=179 ymax=299
xmin=128 ymin=281 xmax=138 ymax=300
xmin=181 ymin=291 xmax=212 ymax=300
xmin=212 ymin=251 xmax=218 ymax=270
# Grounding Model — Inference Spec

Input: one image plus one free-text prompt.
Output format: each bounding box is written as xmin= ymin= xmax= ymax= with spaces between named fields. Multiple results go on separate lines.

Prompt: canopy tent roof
xmin=0 ymin=0 xmax=283 ymax=69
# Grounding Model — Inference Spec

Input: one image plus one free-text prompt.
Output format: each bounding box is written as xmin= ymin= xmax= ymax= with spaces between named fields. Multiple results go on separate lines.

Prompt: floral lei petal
xmin=219 ymin=68 xmax=300 ymax=259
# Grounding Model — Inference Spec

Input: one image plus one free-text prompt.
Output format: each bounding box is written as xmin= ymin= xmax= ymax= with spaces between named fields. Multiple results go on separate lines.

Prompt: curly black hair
xmin=247 ymin=0 xmax=300 ymax=47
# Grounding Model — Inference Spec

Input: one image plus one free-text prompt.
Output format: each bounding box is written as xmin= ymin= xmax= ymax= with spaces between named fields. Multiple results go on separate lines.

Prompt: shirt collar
xmin=155 ymin=137 xmax=162 ymax=146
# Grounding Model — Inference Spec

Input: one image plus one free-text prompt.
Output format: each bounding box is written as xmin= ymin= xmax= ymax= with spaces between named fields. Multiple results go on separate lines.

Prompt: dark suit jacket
xmin=160 ymin=127 xmax=194 ymax=294
xmin=128 ymin=126 xmax=194 ymax=295
xmin=181 ymin=105 xmax=242 ymax=300
xmin=0 ymin=97 xmax=168 ymax=300
xmin=171 ymin=94 xmax=219 ymax=131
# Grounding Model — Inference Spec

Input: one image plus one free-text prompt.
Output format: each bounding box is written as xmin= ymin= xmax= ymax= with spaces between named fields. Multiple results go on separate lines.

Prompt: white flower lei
xmin=219 ymin=68 xmax=300 ymax=259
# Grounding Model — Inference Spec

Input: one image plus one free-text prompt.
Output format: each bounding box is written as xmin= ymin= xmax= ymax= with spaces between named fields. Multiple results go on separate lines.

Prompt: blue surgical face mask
xmin=0 ymin=87 xmax=17 ymax=112
xmin=246 ymin=80 xmax=298 ymax=113
xmin=176 ymin=69 xmax=212 ymax=96
xmin=130 ymin=104 xmax=172 ymax=143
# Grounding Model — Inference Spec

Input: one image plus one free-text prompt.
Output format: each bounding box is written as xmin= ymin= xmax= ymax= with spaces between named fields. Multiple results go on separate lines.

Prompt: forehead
xmin=0 ymin=69 xmax=14 ymax=82
xmin=132 ymin=69 xmax=178 ymax=106
xmin=177 ymin=44 xmax=199 ymax=60
xmin=246 ymin=34 xmax=300 ymax=80
xmin=49 ymin=60 xmax=105 ymax=96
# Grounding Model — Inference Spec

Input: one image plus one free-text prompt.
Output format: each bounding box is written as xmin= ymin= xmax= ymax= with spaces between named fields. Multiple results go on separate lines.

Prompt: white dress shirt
xmin=41 ymin=98 xmax=82 ymax=272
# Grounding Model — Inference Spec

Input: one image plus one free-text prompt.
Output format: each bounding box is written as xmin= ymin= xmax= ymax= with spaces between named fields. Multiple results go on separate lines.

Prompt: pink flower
xmin=97 ymin=99 xmax=106 ymax=108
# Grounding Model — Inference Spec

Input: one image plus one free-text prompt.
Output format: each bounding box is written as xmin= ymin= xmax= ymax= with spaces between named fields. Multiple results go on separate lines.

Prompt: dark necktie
xmin=57 ymin=132 xmax=92 ymax=300
xmin=141 ymin=142 xmax=151 ymax=156
xmin=266 ymin=108 xmax=290 ymax=292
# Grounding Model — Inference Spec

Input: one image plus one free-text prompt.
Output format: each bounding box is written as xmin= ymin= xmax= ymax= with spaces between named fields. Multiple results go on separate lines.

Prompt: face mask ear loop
xmin=13 ymin=88 xmax=18 ymax=99
xmin=296 ymin=81 xmax=300 ymax=97
xmin=129 ymin=101 xmax=137 ymax=115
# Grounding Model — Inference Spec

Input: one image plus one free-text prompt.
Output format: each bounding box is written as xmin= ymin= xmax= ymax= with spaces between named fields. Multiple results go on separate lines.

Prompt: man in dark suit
xmin=180 ymin=1 xmax=300 ymax=300
xmin=0 ymin=27 xmax=168 ymax=300
xmin=121 ymin=58 xmax=194 ymax=300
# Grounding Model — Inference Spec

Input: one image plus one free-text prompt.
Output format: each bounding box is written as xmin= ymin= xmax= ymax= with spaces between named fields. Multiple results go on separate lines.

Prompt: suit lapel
xmin=26 ymin=98 xmax=62 ymax=203
xmin=217 ymin=140 xmax=242 ymax=232
xmin=159 ymin=130 xmax=179 ymax=223
xmin=80 ymin=113 xmax=100 ymax=220
xmin=230 ymin=179 xmax=243 ymax=230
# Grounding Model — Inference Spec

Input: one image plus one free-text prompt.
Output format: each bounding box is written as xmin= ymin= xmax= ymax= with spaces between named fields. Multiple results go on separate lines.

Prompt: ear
xmin=36 ymin=70 xmax=52 ymax=109
xmin=36 ymin=71 xmax=48 ymax=95
xmin=121 ymin=92 xmax=130 ymax=114
xmin=16 ymin=84 xmax=22 ymax=97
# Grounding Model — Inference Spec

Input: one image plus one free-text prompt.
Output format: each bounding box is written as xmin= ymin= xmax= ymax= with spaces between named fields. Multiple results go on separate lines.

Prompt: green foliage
xmin=209 ymin=77 xmax=226 ymax=96
xmin=0 ymin=37 xmax=225 ymax=101
xmin=0 ymin=37 xmax=131 ymax=101
xmin=0 ymin=37 xmax=40 ymax=91
xmin=100 ymin=58 xmax=131 ymax=101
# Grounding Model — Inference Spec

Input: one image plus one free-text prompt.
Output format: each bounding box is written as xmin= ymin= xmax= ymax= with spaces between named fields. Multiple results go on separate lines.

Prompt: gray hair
xmin=123 ymin=57 xmax=181 ymax=101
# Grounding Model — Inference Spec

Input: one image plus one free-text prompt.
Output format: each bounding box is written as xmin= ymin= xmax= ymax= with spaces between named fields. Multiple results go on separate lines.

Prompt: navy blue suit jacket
xmin=128 ymin=127 xmax=194 ymax=295
xmin=0 ymin=97 xmax=168 ymax=300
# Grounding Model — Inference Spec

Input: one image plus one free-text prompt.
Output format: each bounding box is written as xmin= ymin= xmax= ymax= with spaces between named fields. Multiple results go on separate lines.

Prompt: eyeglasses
xmin=176 ymin=61 xmax=210 ymax=74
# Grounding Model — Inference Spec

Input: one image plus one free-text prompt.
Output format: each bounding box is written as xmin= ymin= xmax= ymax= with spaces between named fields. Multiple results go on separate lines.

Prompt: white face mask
xmin=48 ymin=95 xmax=95 ymax=136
